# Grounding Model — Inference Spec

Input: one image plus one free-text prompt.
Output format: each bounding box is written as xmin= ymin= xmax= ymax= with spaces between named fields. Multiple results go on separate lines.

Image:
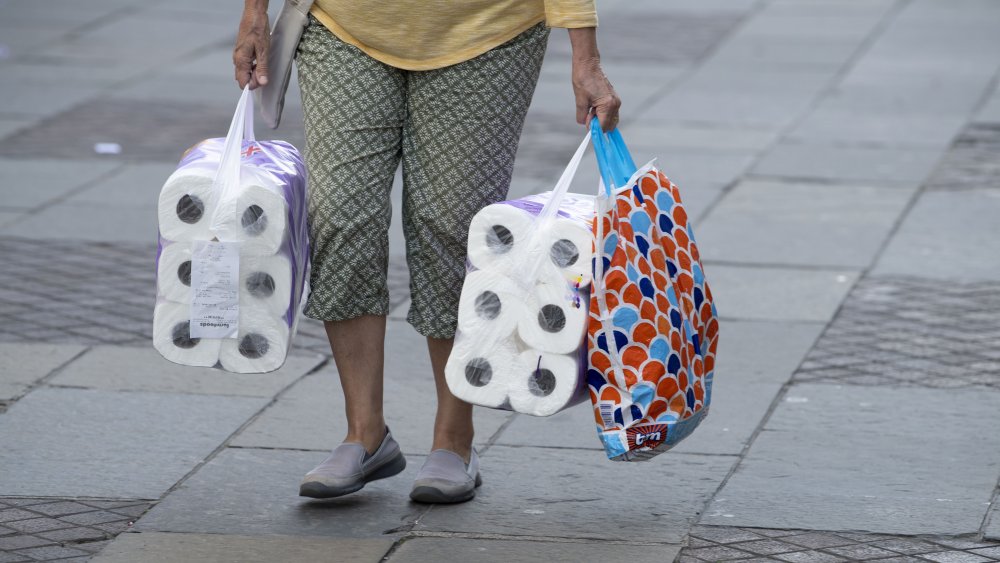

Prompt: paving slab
xmin=873 ymin=190 xmax=1000 ymax=282
xmin=0 ymin=387 xmax=267 ymax=498
xmin=702 ymin=384 xmax=1000 ymax=535
xmin=647 ymin=90 xmax=819 ymax=130
xmin=697 ymin=179 xmax=917 ymax=268
xmin=977 ymin=93 xmax=1000 ymax=124
xmin=987 ymin=505 xmax=1000 ymax=541
xmin=231 ymin=320 xmax=512 ymax=454
xmin=134 ymin=447 xmax=424 ymax=537
xmin=787 ymin=108 xmax=968 ymax=149
xmin=229 ymin=366 xmax=512 ymax=454
xmin=497 ymin=320 xmax=824 ymax=455
xmin=66 ymin=163 xmax=179 ymax=207
xmin=623 ymin=122 xmax=780 ymax=153
xmin=0 ymin=118 xmax=37 ymax=142
xmin=706 ymin=35 xmax=862 ymax=70
xmin=0 ymin=159 xmax=120 ymax=210
xmin=0 ymin=343 xmax=85 ymax=400
xmin=0 ymin=211 xmax=22 ymax=230
xmin=0 ymin=66 xmax=113 ymax=117
xmin=49 ymin=346 xmax=323 ymax=397
xmin=752 ymin=142 xmax=943 ymax=186
xmin=92 ymin=532 xmax=393 ymax=563
xmin=414 ymin=446 xmax=732 ymax=543
xmin=0 ymin=200 xmax=159 ymax=243
xmin=388 ymin=537 xmax=679 ymax=563
xmin=704 ymin=264 xmax=858 ymax=323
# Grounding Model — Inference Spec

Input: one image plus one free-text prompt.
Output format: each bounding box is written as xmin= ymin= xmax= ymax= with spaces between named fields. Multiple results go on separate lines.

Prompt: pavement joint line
xmin=623 ymin=0 xmax=770 ymax=122
xmin=694 ymin=0 xmax=912 ymax=227
xmin=397 ymin=529 xmax=679 ymax=547
xmin=690 ymin=314 xmax=829 ymax=531
xmin=38 ymin=382 xmax=334 ymax=401
xmin=4 ymin=345 xmax=91 ymax=409
xmin=0 ymin=162 xmax=128 ymax=228
xmin=780 ymin=137 xmax=963 ymax=151
xmin=702 ymin=259 xmax=863 ymax=273
xmin=743 ymin=173 xmax=920 ymax=189
xmin=476 ymin=411 xmax=520 ymax=457
xmin=136 ymin=356 xmax=335 ymax=510
xmin=968 ymin=56 xmax=1000 ymax=123
xmin=979 ymin=475 xmax=1000 ymax=539
xmin=378 ymin=535 xmax=411 ymax=562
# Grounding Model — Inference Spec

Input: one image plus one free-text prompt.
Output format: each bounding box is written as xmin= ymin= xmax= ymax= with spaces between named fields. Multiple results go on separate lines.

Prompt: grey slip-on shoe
xmin=299 ymin=427 xmax=406 ymax=499
xmin=410 ymin=448 xmax=482 ymax=504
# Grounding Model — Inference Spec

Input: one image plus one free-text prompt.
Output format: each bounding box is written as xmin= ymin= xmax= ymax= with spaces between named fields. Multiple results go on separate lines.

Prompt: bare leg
xmin=427 ymin=336 xmax=474 ymax=462
xmin=324 ymin=315 xmax=388 ymax=454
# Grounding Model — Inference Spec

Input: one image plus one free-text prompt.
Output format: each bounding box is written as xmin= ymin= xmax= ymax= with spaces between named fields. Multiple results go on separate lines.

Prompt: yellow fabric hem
xmin=310 ymin=7 xmax=546 ymax=71
xmin=545 ymin=10 xmax=598 ymax=28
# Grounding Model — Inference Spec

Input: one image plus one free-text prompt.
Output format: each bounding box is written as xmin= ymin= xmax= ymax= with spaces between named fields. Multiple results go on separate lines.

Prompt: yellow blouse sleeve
xmin=544 ymin=0 xmax=598 ymax=28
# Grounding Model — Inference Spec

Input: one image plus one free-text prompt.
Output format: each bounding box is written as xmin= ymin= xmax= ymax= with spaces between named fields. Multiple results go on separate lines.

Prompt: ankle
xmin=345 ymin=420 xmax=387 ymax=454
xmin=431 ymin=433 xmax=474 ymax=463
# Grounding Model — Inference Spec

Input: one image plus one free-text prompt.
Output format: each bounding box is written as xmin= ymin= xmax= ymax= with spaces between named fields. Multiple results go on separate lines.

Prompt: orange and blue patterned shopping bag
xmin=587 ymin=119 xmax=719 ymax=461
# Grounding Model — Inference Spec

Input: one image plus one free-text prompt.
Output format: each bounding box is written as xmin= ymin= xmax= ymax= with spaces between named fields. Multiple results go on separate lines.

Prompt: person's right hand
xmin=234 ymin=4 xmax=270 ymax=89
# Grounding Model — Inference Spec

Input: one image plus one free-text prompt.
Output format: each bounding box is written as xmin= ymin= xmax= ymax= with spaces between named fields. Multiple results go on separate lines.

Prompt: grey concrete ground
xmin=1 ymin=0 xmax=1000 ymax=561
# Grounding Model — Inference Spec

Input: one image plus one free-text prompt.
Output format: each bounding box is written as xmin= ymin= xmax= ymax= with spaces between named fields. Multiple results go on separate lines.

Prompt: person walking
xmin=233 ymin=0 xmax=620 ymax=504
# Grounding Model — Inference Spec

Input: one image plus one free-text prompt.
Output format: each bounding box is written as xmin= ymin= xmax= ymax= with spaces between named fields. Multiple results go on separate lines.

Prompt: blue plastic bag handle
xmin=590 ymin=117 xmax=637 ymax=196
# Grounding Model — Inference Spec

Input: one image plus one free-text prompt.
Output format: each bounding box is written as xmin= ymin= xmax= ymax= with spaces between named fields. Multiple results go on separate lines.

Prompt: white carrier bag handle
xmin=515 ymin=131 xmax=592 ymax=286
xmin=209 ymin=85 xmax=256 ymax=241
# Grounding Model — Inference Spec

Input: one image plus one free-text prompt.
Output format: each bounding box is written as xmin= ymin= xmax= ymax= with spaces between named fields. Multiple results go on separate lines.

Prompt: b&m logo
xmin=626 ymin=424 xmax=669 ymax=450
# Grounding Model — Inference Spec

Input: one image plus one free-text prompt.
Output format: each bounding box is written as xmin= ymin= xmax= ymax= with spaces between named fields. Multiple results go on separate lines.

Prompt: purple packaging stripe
xmin=500 ymin=192 xmax=596 ymax=225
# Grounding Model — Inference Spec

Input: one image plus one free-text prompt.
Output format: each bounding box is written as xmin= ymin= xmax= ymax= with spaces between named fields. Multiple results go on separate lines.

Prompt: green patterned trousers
xmin=296 ymin=15 xmax=548 ymax=338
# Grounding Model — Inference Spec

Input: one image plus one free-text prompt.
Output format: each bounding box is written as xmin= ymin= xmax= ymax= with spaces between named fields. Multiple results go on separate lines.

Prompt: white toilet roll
xmin=517 ymin=282 xmax=588 ymax=354
xmin=467 ymin=204 xmax=535 ymax=273
xmin=457 ymin=270 xmax=525 ymax=338
xmin=219 ymin=305 xmax=291 ymax=373
xmin=156 ymin=243 xmax=193 ymax=303
xmin=445 ymin=336 xmax=523 ymax=408
xmin=153 ymin=302 xmax=221 ymax=367
xmin=158 ymin=168 xmax=217 ymax=242
xmin=545 ymin=218 xmax=594 ymax=286
xmin=240 ymin=254 xmax=293 ymax=317
xmin=229 ymin=184 xmax=289 ymax=256
xmin=509 ymin=350 xmax=587 ymax=417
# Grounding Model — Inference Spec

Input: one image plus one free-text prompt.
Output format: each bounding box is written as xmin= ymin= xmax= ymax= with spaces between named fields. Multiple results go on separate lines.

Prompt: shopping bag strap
xmin=210 ymin=86 xmax=256 ymax=240
xmin=590 ymin=117 xmax=637 ymax=197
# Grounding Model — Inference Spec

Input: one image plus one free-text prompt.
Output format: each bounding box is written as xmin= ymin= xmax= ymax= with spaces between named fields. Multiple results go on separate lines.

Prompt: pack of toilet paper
xmin=153 ymin=87 xmax=308 ymax=374
xmin=445 ymin=135 xmax=596 ymax=416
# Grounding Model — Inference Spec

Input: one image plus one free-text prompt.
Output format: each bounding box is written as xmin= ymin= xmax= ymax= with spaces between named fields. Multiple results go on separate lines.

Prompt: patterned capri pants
xmin=296 ymin=15 xmax=549 ymax=338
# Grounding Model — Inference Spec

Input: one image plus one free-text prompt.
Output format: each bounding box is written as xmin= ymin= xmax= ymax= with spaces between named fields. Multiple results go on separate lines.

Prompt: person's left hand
xmin=572 ymin=58 xmax=621 ymax=133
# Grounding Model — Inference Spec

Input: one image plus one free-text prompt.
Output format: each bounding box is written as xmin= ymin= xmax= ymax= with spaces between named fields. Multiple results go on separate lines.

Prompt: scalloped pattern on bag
xmin=587 ymin=167 xmax=718 ymax=461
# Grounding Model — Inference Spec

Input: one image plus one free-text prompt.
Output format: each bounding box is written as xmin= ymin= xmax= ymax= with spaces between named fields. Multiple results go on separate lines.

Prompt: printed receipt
xmin=189 ymin=241 xmax=241 ymax=339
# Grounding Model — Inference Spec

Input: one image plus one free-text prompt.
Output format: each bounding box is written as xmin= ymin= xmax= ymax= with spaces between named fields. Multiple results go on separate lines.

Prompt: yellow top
xmin=310 ymin=1 xmax=598 ymax=71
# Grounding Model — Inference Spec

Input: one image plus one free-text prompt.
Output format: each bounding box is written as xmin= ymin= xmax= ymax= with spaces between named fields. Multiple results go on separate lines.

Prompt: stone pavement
xmin=1 ymin=0 xmax=1000 ymax=561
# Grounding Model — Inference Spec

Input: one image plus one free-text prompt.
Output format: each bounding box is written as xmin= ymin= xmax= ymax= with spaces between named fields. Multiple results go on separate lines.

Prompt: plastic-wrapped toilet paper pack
xmin=445 ymin=336 xmax=525 ymax=409
xmin=153 ymin=302 xmax=223 ymax=367
xmin=219 ymin=303 xmax=292 ymax=374
xmin=156 ymin=242 xmax=194 ymax=303
xmin=467 ymin=191 xmax=595 ymax=286
xmin=508 ymin=349 xmax=588 ymax=417
xmin=457 ymin=270 xmax=525 ymax=337
xmin=158 ymin=168 xmax=217 ymax=242
xmin=517 ymin=281 xmax=589 ymax=355
xmin=446 ymin=134 xmax=596 ymax=417
xmin=239 ymin=254 xmax=294 ymax=317
xmin=153 ymin=87 xmax=308 ymax=374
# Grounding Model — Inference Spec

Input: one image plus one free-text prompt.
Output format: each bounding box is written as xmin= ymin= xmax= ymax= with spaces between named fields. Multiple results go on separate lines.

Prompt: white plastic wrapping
xmin=153 ymin=87 xmax=308 ymax=373
xmin=446 ymin=134 xmax=596 ymax=417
